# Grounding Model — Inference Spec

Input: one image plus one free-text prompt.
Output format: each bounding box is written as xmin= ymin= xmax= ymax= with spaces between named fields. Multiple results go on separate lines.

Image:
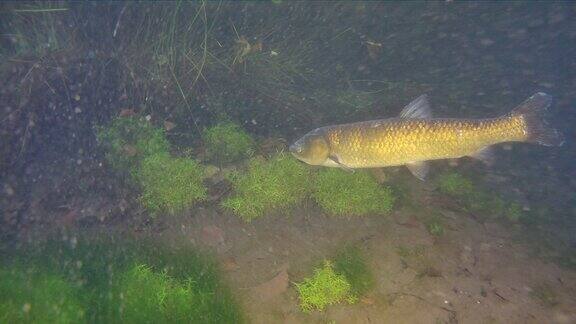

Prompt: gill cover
xmin=289 ymin=130 xmax=331 ymax=166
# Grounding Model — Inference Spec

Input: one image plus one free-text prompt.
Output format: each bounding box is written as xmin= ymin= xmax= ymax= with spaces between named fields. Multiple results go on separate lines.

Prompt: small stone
xmin=360 ymin=296 xmax=375 ymax=305
xmin=222 ymin=257 xmax=239 ymax=272
xmin=164 ymin=121 xmax=176 ymax=131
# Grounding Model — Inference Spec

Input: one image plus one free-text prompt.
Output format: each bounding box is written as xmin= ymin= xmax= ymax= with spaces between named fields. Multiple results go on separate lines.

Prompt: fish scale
xmin=325 ymin=117 xmax=519 ymax=167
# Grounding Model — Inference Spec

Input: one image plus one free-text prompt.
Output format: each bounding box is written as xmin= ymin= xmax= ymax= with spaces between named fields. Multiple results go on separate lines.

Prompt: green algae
xmin=137 ymin=153 xmax=207 ymax=215
xmin=96 ymin=116 xmax=170 ymax=176
xmin=0 ymin=234 xmax=243 ymax=324
xmin=295 ymin=261 xmax=356 ymax=313
xmin=333 ymin=246 xmax=375 ymax=297
xmin=203 ymin=122 xmax=255 ymax=164
xmin=313 ymin=169 xmax=395 ymax=216
xmin=0 ymin=268 xmax=85 ymax=324
xmin=436 ymin=172 xmax=524 ymax=222
xmin=222 ymin=154 xmax=311 ymax=222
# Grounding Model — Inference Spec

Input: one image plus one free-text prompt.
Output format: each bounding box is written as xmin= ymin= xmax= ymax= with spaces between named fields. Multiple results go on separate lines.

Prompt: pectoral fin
xmin=329 ymin=155 xmax=354 ymax=173
xmin=406 ymin=161 xmax=429 ymax=181
xmin=471 ymin=146 xmax=495 ymax=166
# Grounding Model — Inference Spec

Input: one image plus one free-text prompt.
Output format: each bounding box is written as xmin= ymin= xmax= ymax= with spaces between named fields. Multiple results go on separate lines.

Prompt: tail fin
xmin=511 ymin=92 xmax=564 ymax=146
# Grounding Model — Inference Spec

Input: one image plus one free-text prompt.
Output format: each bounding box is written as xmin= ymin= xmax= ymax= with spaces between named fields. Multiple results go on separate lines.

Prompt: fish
xmin=289 ymin=92 xmax=564 ymax=180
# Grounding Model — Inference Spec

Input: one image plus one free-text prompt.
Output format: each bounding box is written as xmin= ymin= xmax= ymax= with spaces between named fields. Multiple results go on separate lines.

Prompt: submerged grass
xmin=0 ymin=2 xmax=73 ymax=59
xmin=0 ymin=233 xmax=243 ymax=323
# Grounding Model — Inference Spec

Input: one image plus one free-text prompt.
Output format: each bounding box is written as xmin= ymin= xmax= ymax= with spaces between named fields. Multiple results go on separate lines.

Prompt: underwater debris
xmin=295 ymin=261 xmax=357 ymax=313
xmin=313 ymin=169 xmax=395 ymax=216
xmin=365 ymin=40 xmax=383 ymax=61
xmin=222 ymin=154 xmax=311 ymax=222
xmin=234 ymin=36 xmax=263 ymax=65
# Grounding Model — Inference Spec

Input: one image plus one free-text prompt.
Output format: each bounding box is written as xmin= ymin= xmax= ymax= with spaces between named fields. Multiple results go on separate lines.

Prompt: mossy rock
xmin=313 ymin=169 xmax=395 ymax=216
xmin=295 ymin=261 xmax=357 ymax=313
xmin=203 ymin=122 xmax=255 ymax=164
xmin=0 ymin=268 xmax=85 ymax=324
xmin=137 ymin=154 xmax=207 ymax=215
xmin=96 ymin=116 xmax=170 ymax=175
xmin=222 ymin=154 xmax=311 ymax=222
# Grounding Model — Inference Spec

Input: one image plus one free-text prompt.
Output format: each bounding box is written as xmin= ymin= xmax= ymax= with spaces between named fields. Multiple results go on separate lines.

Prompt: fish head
xmin=289 ymin=129 xmax=330 ymax=165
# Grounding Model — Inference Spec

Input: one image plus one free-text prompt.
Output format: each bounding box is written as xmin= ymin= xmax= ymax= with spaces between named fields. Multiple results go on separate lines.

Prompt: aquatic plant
xmin=0 ymin=3 xmax=73 ymax=59
xmin=505 ymin=202 xmax=523 ymax=222
xmin=203 ymin=122 xmax=255 ymax=164
xmin=119 ymin=264 xmax=209 ymax=323
xmin=96 ymin=116 xmax=170 ymax=175
xmin=332 ymin=246 xmax=375 ymax=297
xmin=436 ymin=172 xmax=475 ymax=197
xmin=295 ymin=261 xmax=356 ymax=313
xmin=427 ymin=220 xmax=445 ymax=236
xmin=0 ymin=233 xmax=243 ymax=323
xmin=0 ymin=268 xmax=85 ymax=324
xmin=136 ymin=153 xmax=207 ymax=215
xmin=437 ymin=172 xmax=523 ymax=222
xmin=313 ymin=169 xmax=395 ymax=216
xmin=222 ymin=154 xmax=311 ymax=222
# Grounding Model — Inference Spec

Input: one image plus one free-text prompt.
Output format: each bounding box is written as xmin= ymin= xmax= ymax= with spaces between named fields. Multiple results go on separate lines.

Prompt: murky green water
xmin=1 ymin=2 xmax=575 ymax=323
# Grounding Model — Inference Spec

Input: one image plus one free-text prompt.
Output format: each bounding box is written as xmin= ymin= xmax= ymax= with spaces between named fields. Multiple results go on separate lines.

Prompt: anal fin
xmin=406 ymin=161 xmax=429 ymax=181
xmin=471 ymin=146 xmax=495 ymax=166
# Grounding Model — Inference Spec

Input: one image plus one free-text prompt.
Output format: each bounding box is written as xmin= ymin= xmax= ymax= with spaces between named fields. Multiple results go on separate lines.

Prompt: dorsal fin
xmin=399 ymin=94 xmax=432 ymax=119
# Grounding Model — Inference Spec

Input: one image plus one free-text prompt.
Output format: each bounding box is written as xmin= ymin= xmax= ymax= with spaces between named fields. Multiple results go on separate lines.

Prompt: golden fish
xmin=290 ymin=93 xmax=563 ymax=180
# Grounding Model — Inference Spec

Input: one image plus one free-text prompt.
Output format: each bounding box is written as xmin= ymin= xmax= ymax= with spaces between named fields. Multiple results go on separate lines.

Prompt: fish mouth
xmin=288 ymin=143 xmax=301 ymax=159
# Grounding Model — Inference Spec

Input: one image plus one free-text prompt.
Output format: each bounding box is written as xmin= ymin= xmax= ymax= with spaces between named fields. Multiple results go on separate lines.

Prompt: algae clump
xmin=222 ymin=154 xmax=311 ymax=222
xmin=119 ymin=264 xmax=210 ymax=323
xmin=313 ymin=169 xmax=395 ymax=216
xmin=333 ymin=246 xmax=375 ymax=297
xmin=203 ymin=122 xmax=255 ymax=164
xmin=96 ymin=116 xmax=170 ymax=175
xmin=437 ymin=172 xmax=524 ymax=222
xmin=295 ymin=261 xmax=357 ymax=313
xmin=137 ymin=154 xmax=206 ymax=215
